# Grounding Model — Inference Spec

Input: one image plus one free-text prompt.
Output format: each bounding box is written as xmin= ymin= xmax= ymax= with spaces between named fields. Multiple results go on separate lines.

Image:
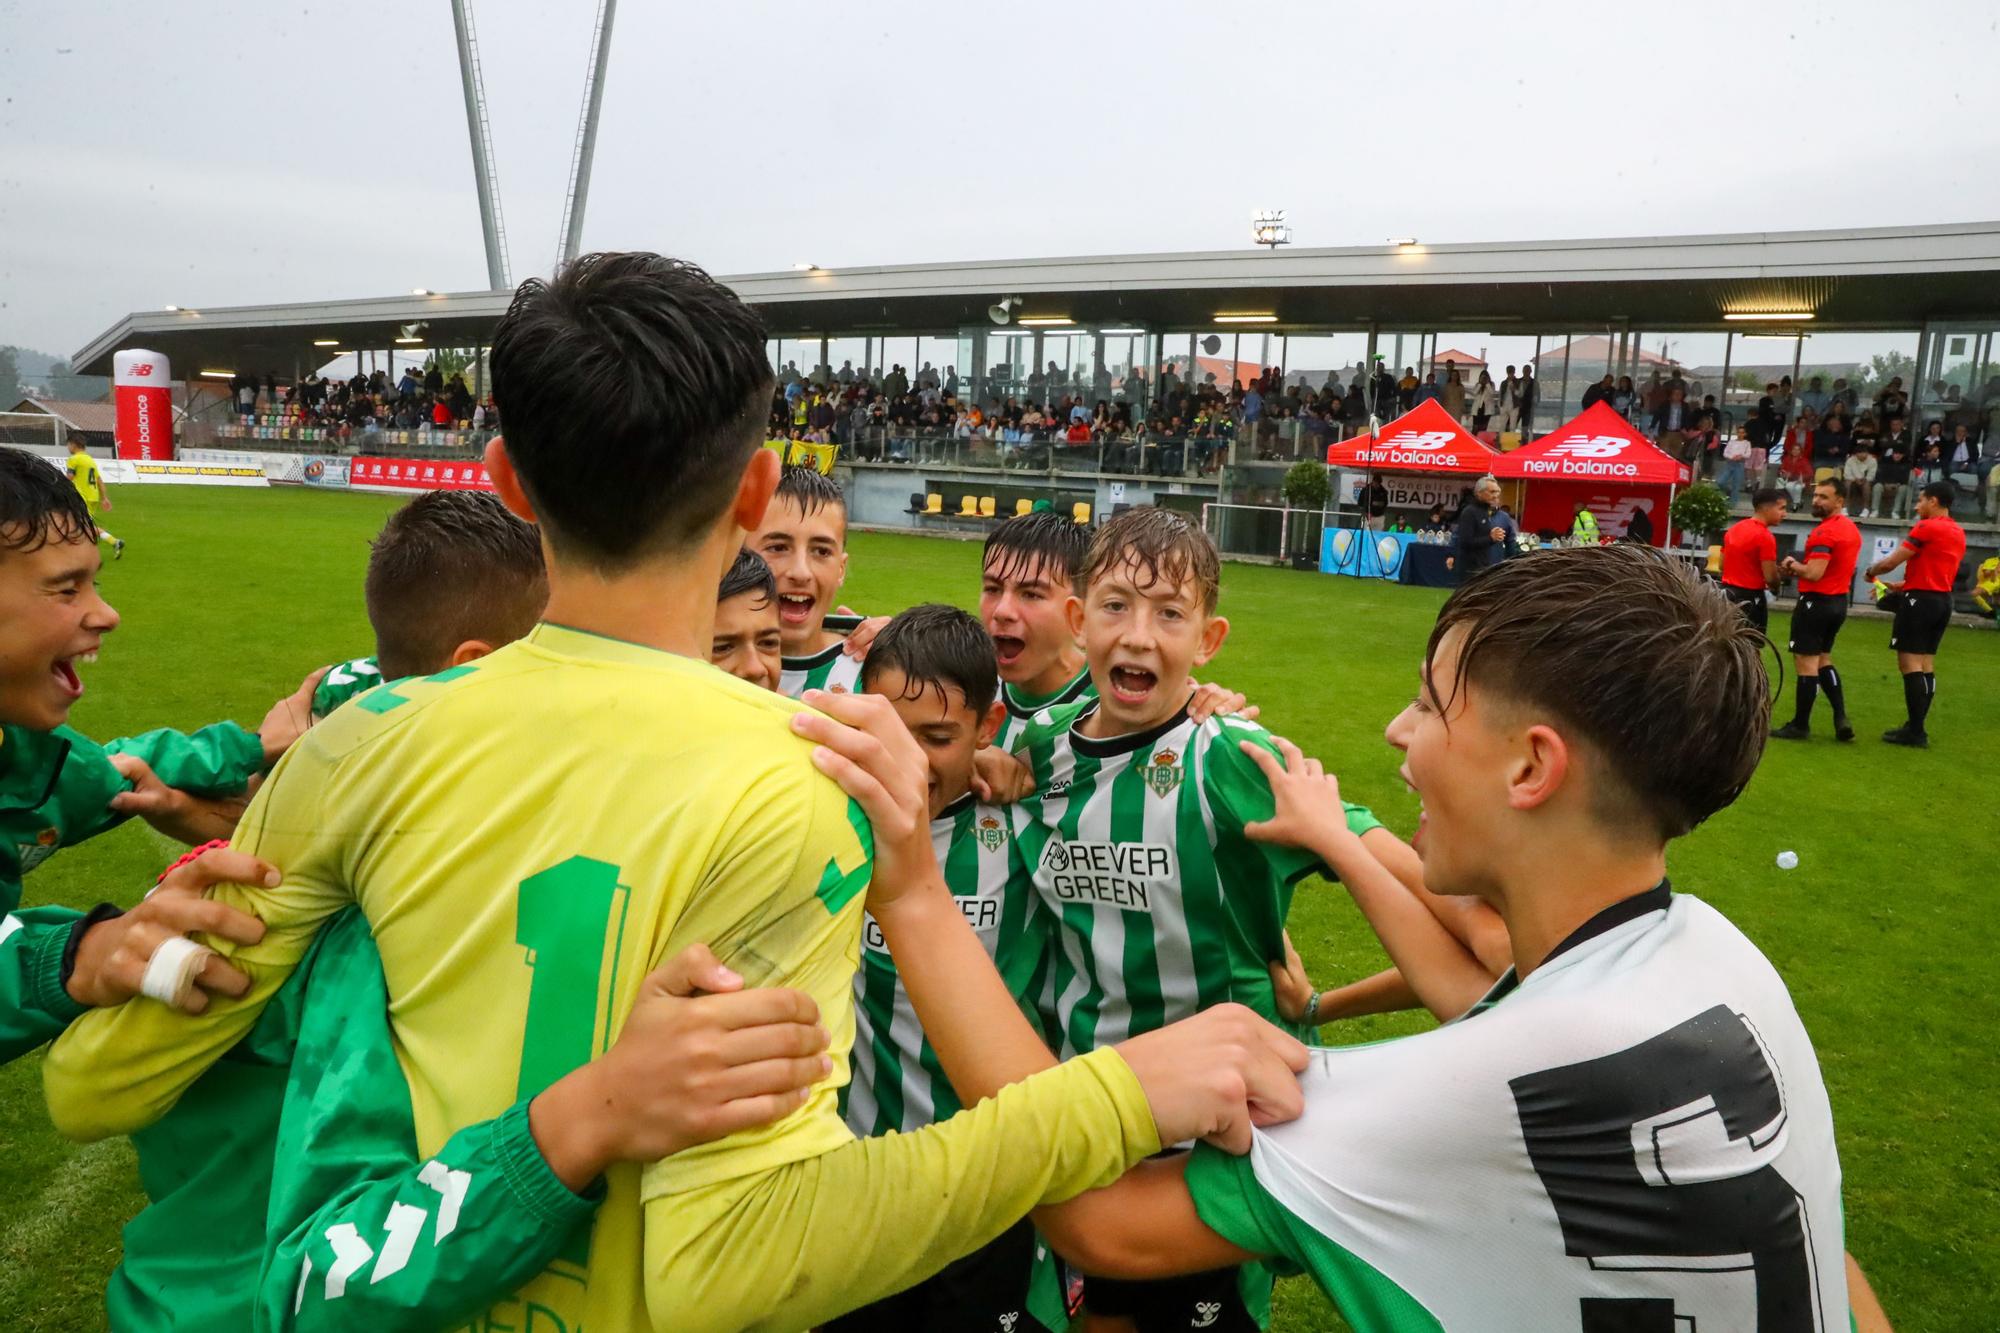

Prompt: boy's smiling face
xmin=1068 ymin=554 xmax=1227 ymax=735
xmin=748 ymin=496 xmax=848 ymax=655
xmin=0 ymin=530 xmax=119 ymax=731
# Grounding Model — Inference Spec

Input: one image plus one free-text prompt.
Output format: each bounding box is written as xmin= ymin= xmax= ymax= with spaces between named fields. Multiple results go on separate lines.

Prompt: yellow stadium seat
xmin=924 ymin=493 xmax=943 ymax=515
xmin=1072 ymin=501 xmax=1092 ymax=524
xmin=959 ymin=495 xmax=980 ymax=517
xmin=979 ymin=496 xmax=997 ymax=517
xmin=1705 ymin=544 xmax=1724 ymax=574
xmin=1014 ymin=498 xmax=1033 ymax=516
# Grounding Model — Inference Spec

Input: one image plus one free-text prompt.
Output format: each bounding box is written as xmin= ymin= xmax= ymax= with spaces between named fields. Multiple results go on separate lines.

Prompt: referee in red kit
xmin=1719 ymin=487 xmax=1788 ymax=633
xmin=1866 ymin=479 xmax=1967 ymax=748
xmin=1773 ymin=479 xmax=1860 ymax=742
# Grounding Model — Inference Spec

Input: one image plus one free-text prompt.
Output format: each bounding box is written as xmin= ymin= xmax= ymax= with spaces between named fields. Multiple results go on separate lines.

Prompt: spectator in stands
xmin=1876 ymin=416 xmax=1912 ymax=518
xmin=1441 ymin=364 xmax=1467 ymax=421
xmin=1947 ymin=422 xmax=1979 ymax=492
xmin=1980 ymin=430 xmax=2000 ymax=520
xmin=1397 ymin=366 xmax=1418 ymax=411
xmin=1496 ymin=366 xmax=1524 ymax=434
xmin=1781 ymin=410 xmax=1816 ymax=501
xmin=1829 ymin=376 xmax=1859 ymax=413
xmin=1469 ymin=371 xmax=1496 ymax=431
xmin=1413 ymin=371 xmax=1443 ymax=407
xmin=1518 ymin=364 xmax=1539 ymax=436
xmin=1611 ymin=375 xmax=1638 ymax=419
xmin=1688 ymin=413 xmax=1724 ymax=477
xmin=1581 ymin=373 xmax=1614 ymax=410
xmin=1813 ymin=408 xmax=1852 ymax=484
xmin=1651 ymin=385 xmax=1694 ymax=437
xmin=1874 ymin=376 xmax=1909 ymax=423
xmin=1798 ymin=375 xmax=1831 ymax=419
xmin=1715 ymin=424 xmax=1753 ymax=504
xmin=1843 ymin=434 xmax=1878 ymax=517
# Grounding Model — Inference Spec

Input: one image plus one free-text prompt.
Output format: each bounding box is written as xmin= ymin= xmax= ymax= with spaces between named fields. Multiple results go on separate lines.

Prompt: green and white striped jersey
xmin=843 ymin=796 xmax=1050 ymax=1138
xmin=311 ymin=656 xmax=383 ymax=720
xmin=1013 ymin=700 xmax=1382 ymax=1056
xmin=778 ymin=642 xmax=865 ymax=699
xmin=994 ymin=665 xmax=1096 ymax=751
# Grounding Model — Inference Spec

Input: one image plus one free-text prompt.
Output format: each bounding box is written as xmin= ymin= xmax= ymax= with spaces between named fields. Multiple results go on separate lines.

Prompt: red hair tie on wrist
xmin=156 ymin=839 xmax=232 ymax=885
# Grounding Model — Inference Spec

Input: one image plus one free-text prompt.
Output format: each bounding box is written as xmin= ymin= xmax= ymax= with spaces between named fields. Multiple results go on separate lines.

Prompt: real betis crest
xmin=1139 ymin=748 xmax=1183 ymax=797
xmin=17 ymin=827 xmax=59 ymax=873
xmin=974 ymin=814 xmax=1007 ymax=852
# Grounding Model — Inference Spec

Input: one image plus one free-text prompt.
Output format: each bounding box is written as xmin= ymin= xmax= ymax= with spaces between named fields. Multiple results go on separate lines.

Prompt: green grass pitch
xmin=1 ymin=485 xmax=1993 ymax=1329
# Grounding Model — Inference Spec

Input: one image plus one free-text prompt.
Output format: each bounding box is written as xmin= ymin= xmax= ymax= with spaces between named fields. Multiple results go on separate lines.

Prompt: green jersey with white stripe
xmin=1013 ymin=700 xmax=1382 ymax=1057
xmin=778 ymin=642 xmax=865 ymax=699
xmin=844 ymin=796 xmax=1049 ymax=1138
xmin=994 ymin=665 xmax=1095 ymax=752
xmin=312 ymin=656 xmax=384 ymax=720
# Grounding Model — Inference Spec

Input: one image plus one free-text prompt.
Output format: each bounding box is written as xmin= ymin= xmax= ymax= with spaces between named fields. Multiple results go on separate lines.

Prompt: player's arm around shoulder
xmin=42 ymin=738 xmax=353 ymax=1141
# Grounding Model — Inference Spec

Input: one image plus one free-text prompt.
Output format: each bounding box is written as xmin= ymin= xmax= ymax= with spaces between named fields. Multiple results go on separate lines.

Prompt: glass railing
xmin=834 ymin=422 xmax=1337 ymax=482
xmin=185 ymin=418 xmax=491 ymax=459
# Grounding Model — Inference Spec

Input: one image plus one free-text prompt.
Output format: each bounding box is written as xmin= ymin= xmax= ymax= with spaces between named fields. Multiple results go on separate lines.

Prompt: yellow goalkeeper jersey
xmin=49 ymin=625 xmax=877 ymax=1308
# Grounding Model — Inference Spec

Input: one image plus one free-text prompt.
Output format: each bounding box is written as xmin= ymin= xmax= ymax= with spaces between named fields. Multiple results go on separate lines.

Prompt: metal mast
xmin=449 ymin=0 xmax=512 ymax=290
xmin=556 ymin=0 xmax=618 ymax=266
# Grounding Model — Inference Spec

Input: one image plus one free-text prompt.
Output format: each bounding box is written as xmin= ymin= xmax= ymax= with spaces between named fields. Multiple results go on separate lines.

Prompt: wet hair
xmin=0 ymin=447 xmax=94 ymax=552
xmin=364 ymin=490 xmax=547 ymax=679
xmin=489 ymin=252 xmax=773 ymax=568
xmin=983 ymin=509 xmax=1090 ymax=588
xmin=719 ymin=547 xmax=776 ymax=603
xmin=859 ymin=602 xmax=998 ymax=716
xmin=772 ymin=463 xmax=846 ymax=518
xmin=1078 ymin=506 xmax=1221 ymax=614
xmin=1427 ymin=543 xmax=1769 ymax=842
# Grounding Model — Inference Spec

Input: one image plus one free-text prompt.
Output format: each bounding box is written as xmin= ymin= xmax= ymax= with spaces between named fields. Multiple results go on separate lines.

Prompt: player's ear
xmin=485 ymin=438 xmax=536 ymax=524
xmin=732 ymin=446 xmax=781 ymax=535
xmin=1192 ymin=614 xmax=1230 ymax=668
xmin=1507 ymin=722 xmax=1570 ymax=815
xmin=1064 ymin=593 xmax=1086 ymax=639
xmin=447 ymin=639 xmax=495 ymax=667
xmin=977 ymin=700 xmax=1006 ymax=747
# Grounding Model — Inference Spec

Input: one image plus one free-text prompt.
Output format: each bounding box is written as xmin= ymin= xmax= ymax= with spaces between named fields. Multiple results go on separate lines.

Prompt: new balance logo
xmin=1378 ymin=429 xmax=1455 ymax=451
xmin=1546 ymin=434 xmax=1628 ymax=458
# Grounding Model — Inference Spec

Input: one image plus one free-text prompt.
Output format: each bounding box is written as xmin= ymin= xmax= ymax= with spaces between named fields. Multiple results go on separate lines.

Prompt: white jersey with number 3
xmin=1185 ymin=886 xmax=1847 ymax=1331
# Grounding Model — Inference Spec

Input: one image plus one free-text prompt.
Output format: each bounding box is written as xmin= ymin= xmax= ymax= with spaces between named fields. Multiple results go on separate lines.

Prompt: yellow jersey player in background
xmin=44 ymin=252 xmax=1309 ymax=1332
xmin=64 ymin=433 xmax=123 ymax=557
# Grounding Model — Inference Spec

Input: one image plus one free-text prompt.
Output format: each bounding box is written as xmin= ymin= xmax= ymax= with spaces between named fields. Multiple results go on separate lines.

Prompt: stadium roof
xmin=71 ymin=221 xmax=2000 ymax=378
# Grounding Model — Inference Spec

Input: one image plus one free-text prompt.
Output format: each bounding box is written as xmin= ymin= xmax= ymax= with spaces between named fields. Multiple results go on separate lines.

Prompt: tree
xmin=0 ymin=347 xmax=19 ymax=408
xmin=1669 ymin=483 xmax=1732 ymax=543
xmin=45 ymin=360 xmax=108 ymax=402
xmin=1280 ymin=459 xmax=1331 ymax=510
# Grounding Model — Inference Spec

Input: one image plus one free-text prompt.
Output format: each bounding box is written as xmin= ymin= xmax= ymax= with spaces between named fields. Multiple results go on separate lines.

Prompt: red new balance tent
xmin=1324 ymin=398 xmax=1500 ymax=474
xmin=1490 ymin=402 xmax=1691 ymax=545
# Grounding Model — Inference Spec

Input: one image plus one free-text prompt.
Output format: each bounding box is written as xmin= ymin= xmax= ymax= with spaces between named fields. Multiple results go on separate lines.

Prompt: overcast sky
xmin=3 ymin=0 xmax=1998 ymax=358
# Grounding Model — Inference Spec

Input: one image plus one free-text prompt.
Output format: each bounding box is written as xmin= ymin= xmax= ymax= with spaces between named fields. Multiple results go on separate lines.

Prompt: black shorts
xmin=1788 ymin=593 xmax=1849 ymax=656
xmin=1890 ymin=589 xmax=1953 ymax=655
xmin=1722 ymin=583 xmax=1769 ymax=634
xmin=1084 ymin=1266 xmax=1263 ymax=1332
xmin=824 ymin=1218 xmax=1051 ymax=1333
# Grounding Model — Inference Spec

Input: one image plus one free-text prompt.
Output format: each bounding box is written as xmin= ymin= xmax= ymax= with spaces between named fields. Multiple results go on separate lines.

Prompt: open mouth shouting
xmin=776 ymin=592 xmax=817 ymax=628
xmin=991 ymin=634 xmax=1026 ymax=668
xmin=52 ymin=649 xmax=98 ymax=703
xmin=1107 ymin=664 xmax=1158 ymax=706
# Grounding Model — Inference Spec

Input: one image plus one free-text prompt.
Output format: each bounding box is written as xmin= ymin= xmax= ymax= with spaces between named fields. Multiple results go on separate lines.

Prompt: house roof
xmin=7 ymin=398 xmax=119 ymax=434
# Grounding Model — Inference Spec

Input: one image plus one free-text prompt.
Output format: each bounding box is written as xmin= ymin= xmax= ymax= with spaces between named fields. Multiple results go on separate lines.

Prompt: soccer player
xmin=1009 ymin=506 xmax=1388 ymax=1332
xmin=981 ymin=510 xmax=1095 ymax=748
xmin=0 ymin=447 xmax=297 ymax=1059
xmin=709 ymin=548 xmax=784 ymax=690
xmin=106 ymin=485 xmax=551 ymax=1328
xmin=832 ymin=603 xmax=1057 ymax=1333
xmin=816 ymin=544 xmax=1852 ymax=1331
xmin=1719 ymin=486 xmax=1788 ymax=633
xmin=1865 ymin=479 xmax=1967 ymax=748
xmin=44 ymin=253 xmax=1307 ymax=1333
xmin=309 ymin=490 xmax=550 ymax=720
xmin=1773 ymin=478 xmax=1860 ymax=742
xmin=65 ymin=432 xmax=123 ymax=557
xmin=750 ymin=464 xmax=867 ymax=696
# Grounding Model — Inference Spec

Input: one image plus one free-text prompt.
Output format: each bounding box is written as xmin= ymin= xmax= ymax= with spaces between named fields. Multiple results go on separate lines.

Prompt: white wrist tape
xmin=139 ymin=936 xmax=214 ymax=1007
